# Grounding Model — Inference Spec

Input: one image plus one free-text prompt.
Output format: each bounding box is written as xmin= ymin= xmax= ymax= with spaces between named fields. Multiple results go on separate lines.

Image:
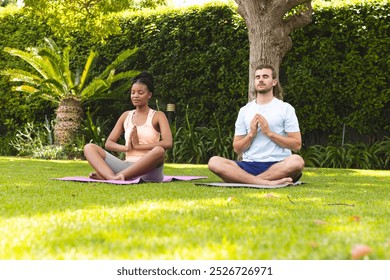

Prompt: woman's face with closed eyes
xmin=130 ymin=82 xmax=151 ymax=107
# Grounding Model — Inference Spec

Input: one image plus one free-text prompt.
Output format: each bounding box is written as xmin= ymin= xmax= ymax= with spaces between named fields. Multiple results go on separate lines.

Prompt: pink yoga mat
xmin=54 ymin=175 xmax=207 ymax=185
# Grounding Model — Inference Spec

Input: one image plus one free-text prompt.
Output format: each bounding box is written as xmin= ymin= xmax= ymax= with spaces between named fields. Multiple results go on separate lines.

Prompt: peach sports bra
xmin=123 ymin=109 xmax=160 ymax=162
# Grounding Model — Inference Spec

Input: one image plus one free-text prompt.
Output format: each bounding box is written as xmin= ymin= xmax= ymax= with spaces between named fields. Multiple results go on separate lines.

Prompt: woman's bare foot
xmin=89 ymin=172 xmax=105 ymax=180
xmin=113 ymin=173 xmax=125 ymax=181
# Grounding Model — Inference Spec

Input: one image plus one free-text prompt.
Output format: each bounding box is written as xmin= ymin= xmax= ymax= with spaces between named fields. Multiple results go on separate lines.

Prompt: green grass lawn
xmin=0 ymin=156 xmax=389 ymax=260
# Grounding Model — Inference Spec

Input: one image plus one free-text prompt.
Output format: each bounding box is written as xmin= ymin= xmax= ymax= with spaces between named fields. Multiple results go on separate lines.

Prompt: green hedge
xmin=94 ymin=5 xmax=249 ymax=132
xmin=282 ymin=2 xmax=389 ymax=145
xmin=0 ymin=2 xmax=388 ymax=154
xmin=0 ymin=11 xmax=53 ymax=138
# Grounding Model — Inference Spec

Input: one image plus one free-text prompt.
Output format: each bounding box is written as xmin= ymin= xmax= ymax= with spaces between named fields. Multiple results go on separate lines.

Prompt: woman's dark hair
xmin=132 ymin=72 xmax=154 ymax=92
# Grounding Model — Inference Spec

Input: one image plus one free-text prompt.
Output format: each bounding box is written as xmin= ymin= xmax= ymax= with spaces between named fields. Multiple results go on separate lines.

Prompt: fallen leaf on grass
xmin=227 ymin=197 xmax=235 ymax=203
xmin=264 ymin=193 xmax=278 ymax=198
xmin=351 ymin=244 xmax=372 ymax=260
xmin=349 ymin=215 xmax=361 ymax=223
xmin=314 ymin=219 xmax=327 ymax=225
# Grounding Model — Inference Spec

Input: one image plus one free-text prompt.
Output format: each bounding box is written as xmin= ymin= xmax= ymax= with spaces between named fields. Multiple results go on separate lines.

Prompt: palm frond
xmin=80 ymin=79 xmax=110 ymax=101
xmin=12 ymin=85 xmax=39 ymax=94
xmin=110 ymin=70 xmax=140 ymax=83
xmin=38 ymin=48 xmax=62 ymax=68
xmin=37 ymin=47 xmax=72 ymax=89
xmin=61 ymin=46 xmax=74 ymax=89
xmin=3 ymin=38 xmax=140 ymax=106
xmin=78 ymin=49 xmax=97 ymax=92
xmin=43 ymin=37 xmax=74 ymax=88
xmin=98 ymin=47 xmax=138 ymax=79
xmin=40 ymin=78 xmax=68 ymax=99
xmin=40 ymin=93 xmax=61 ymax=104
xmin=44 ymin=37 xmax=62 ymax=54
xmin=1 ymin=69 xmax=43 ymax=86
xmin=107 ymin=80 xmax=133 ymax=97
xmin=4 ymin=47 xmax=52 ymax=80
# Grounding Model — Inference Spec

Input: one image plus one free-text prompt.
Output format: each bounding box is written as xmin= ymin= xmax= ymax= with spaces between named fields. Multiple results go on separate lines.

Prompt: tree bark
xmin=54 ymin=97 xmax=83 ymax=146
xmin=234 ymin=0 xmax=312 ymax=100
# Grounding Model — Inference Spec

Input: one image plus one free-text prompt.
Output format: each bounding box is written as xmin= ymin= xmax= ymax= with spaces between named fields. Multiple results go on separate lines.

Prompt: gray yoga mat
xmin=194 ymin=181 xmax=304 ymax=189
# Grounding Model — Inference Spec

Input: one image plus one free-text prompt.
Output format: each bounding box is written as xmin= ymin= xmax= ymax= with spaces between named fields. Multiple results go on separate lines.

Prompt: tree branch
xmin=234 ymin=0 xmax=248 ymax=22
xmin=274 ymin=0 xmax=312 ymax=17
xmin=283 ymin=2 xmax=313 ymax=34
xmin=235 ymin=0 xmax=268 ymax=20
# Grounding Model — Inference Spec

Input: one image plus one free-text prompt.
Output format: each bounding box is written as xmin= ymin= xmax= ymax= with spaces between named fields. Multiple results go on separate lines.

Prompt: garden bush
xmin=282 ymin=1 xmax=389 ymax=145
xmin=298 ymin=137 xmax=390 ymax=170
xmin=0 ymin=9 xmax=54 ymax=138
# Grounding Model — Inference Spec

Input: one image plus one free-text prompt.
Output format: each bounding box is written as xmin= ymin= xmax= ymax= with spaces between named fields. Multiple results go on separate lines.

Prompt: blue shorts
xmin=235 ymin=161 xmax=278 ymax=176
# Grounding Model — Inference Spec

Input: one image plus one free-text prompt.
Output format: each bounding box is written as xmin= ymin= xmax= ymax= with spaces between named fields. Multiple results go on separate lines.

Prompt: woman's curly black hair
xmin=132 ymin=72 xmax=154 ymax=92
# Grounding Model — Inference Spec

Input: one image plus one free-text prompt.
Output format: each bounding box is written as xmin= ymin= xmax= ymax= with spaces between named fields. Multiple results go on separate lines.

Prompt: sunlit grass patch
xmin=0 ymin=157 xmax=389 ymax=260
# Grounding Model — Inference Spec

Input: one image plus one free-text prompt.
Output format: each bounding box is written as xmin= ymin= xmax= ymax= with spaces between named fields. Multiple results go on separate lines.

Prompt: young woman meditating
xmin=83 ymin=72 xmax=173 ymax=181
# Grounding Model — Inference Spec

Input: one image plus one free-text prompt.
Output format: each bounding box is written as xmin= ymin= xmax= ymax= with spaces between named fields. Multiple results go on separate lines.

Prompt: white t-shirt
xmin=235 ymin=98 xmax=300 ymax=162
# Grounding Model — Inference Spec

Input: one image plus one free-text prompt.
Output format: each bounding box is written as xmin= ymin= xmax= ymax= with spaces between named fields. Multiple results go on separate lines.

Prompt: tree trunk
xmin=54 ymin=98 xmax=83 ymax=146
xmin=234 ymin=0 xmax=313 ymax=101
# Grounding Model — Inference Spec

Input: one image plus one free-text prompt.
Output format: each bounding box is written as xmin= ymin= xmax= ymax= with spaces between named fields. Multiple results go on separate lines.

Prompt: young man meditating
xmin=208 ymin=64 xmax=304 ymax=186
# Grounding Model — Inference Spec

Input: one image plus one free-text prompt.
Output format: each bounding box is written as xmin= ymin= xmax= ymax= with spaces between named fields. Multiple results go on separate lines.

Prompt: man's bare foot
xmin=256 ymin=177 xmax=293 ymax=186
xmin=89 ymin=172 xmax=105 ymax=180
xmin=271 ymin=177 xmax=293 ymax=186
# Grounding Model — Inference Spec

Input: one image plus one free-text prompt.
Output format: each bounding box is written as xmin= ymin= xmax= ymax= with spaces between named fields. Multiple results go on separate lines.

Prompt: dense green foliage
xmin=0 ymin=1 xmax=388 ymax=164
xmin=9 ymin=115 xmax=390 ymax=169
xmin=22 ymin=0 xmax=167 ymax=43
xmin=115 ymin=5 xmax=249 ymax=133
xmin=298 ymin=137 xmax=390 ymax=170
xmin=0 ymin=11 xmax=52 ymax=137
xmin=167 ymin=107 xmax=235 ymax=163
xmin=282 ymin=1 xmax=389 ymax=145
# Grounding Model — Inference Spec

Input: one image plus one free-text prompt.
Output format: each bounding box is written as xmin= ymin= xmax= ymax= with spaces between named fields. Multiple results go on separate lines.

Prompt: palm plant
xmin=1 ymin=37 xmax=139 ymax=145
xmin=297 ymin=144 xmax=324 ymax=167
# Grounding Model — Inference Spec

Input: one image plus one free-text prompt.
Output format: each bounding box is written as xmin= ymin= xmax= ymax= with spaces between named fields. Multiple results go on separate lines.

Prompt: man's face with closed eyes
xmin=254 ymin=68 xmax=277 ymax=94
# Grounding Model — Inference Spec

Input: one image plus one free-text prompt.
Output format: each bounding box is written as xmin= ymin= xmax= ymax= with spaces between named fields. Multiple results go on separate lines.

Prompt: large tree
xmin=234 ymin=0 xmax=312 ymax=100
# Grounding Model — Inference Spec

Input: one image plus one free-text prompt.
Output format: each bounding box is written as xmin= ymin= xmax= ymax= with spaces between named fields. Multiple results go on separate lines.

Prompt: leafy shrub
xmin=321 ymin=145 xmax=356 ymax=169
xmin=31 ymin=145 xmax=67 ymax=160
xmin=11 ymin=122 xmax=48 ymax=156
xmin=82 ymin=109 xmax=110 ymax=147
xmin=298 ymin=137 xmax=390 ymax=170
xmin=297 ymin=145 xmax=324 ymax=167
xmin=201 ymin=113 xmax=235 ymax=160
xmin=0 ymin=132 xmax=17 ymax=156
xmin=169 ymin=105 xmax=208 ymax=164
xmin=10 ymin=122 xmax=84 ymax=159
xmin=167 ymin=107 xmax=235 ymax=164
